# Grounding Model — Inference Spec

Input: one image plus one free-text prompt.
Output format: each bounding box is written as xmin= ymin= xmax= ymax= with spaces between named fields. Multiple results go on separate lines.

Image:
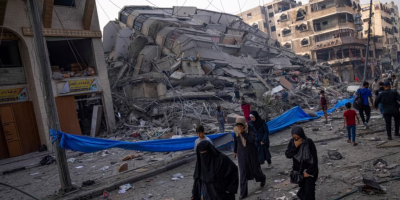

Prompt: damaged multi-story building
xmin=0 ymin=0 xmax=115 ymax=159
xmin=361 ymin=1 xmax=399 ymax=70
xmin=102 ymin=5 xmax=337 ymax=136
xmin=239 ymin=0 xmax=367 ymax=82
xmin=238 ymin=0 xmax=300 ymax=40
xmin=274 ymin=0 xmax=369 ymax=82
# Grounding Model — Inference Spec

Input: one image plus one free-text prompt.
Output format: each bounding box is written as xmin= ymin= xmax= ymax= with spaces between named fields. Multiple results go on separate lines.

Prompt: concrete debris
xmin=102 ymin=5 xmax=348 ymax=141
xmin=328 ymin=150 xmax=342 ymax=160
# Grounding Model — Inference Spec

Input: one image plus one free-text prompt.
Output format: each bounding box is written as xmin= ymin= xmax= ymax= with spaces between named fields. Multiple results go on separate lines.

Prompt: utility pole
xmin=363 ymin=0 xmax=373 ymax=82
xmin=26 ymin=0 xmax=73 ymax=192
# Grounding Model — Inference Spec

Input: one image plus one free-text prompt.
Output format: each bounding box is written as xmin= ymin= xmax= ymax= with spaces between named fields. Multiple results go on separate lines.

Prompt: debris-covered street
xmin=2 ymin=109 xmax=400 ymax=200
xmin=1 ymin=1 xmax=400 ymax=200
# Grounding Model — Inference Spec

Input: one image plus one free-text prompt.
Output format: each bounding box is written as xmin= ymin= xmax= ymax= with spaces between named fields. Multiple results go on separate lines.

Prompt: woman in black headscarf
xmin=234 ymin=117 xmax=266 ymax=199
xmin=248 ymin=110 xmax=272 ymax=168
xmin=285 ymin=126 xmax=318 ymax=200
xmin=192 ymin=140 xmax=239 ymax=200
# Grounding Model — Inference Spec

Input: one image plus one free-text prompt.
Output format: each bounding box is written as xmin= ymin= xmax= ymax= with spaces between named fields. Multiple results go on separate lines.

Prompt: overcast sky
xmin=96 ymin=0 xmax=398 ymax=30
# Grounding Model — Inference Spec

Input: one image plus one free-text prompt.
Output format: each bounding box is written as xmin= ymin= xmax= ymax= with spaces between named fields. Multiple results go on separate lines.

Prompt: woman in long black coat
xmin=285 ymin=126 xmax=319 ymax=200
xmin=192 ymin=140 xmax=239 ymax=200
xmin=234 ymin=117 xmax=266 ymax=199
xmin=248 ymin=111 xmax=272 ymax=168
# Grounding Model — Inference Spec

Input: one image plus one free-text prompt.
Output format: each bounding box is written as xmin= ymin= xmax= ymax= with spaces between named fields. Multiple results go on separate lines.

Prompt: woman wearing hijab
xmin=285 ymin=126 xmax=318 ymax=200
xmin=249 ymin=111 xmax=272 ymax=168
xmin=234 ymin=117 xmax=266 ymax=199
xmin=192 ymin=140 xmax=239 ymax=200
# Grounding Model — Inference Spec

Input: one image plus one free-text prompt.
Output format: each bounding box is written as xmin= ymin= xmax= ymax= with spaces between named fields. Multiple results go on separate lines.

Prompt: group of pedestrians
xmin=192 ymin=115 xmax=319 ymax=199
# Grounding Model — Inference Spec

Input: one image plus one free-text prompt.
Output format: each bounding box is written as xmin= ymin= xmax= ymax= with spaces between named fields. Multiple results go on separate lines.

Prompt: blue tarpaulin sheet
xmin=268 ymin=98 xmax=354 ymax=133
xmin=51 ymin=98 xmax=354 ymax=153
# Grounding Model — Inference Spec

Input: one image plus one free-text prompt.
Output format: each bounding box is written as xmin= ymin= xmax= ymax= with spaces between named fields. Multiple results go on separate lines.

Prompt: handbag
xmin=290 ymin=160 xmax=304 ymax=184
xmin=353 ymin=89 xmax=363 ymax=110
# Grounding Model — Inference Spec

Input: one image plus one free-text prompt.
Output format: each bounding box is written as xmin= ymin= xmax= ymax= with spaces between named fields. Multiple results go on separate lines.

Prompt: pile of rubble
xmin=103 ymin=6 xmax=349 ymax=139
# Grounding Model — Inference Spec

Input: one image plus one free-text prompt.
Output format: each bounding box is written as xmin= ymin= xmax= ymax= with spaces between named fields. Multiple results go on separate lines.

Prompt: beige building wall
xmin=0 ymin=0 xmax=116 ymax=151
xmin=361 ymin=1 xmax=398 ymax=67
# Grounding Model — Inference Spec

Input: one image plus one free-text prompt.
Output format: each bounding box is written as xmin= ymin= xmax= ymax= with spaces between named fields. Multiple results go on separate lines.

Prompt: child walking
xmin=343 ymin=102 xmax=360 ymax=146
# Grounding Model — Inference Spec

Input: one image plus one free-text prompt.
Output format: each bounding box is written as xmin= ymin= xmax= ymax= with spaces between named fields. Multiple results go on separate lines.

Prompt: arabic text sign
xmin=0 ymin=87 xmax=28 ymax=103
xmin=60 ymin=79 xmax=99 ymax=94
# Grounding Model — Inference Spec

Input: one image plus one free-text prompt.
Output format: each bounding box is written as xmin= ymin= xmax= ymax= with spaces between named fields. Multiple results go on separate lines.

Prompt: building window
xmin=296 ymin=8 xmax=307 ymax=21
xmin=284 ymin=43 xmax=291 ymax=48
xmin=46 ymin=38 xmax=97 ymax=78
xmin=271 ymin=26 xmax=276 ymax=32
xmin=303 ymin=54 xmax=310 ymax=59
xmin=296 ymin=23 xmax=308 ymax=31
xmin=282 ymin=28 xmax=291 ymax=36
xmin=247 ymin=13 xmax=252 ymax=18
xmin=322 ymin=21 xmax=328 ymax=25
xmin=267 ymin=5 xmax=273 ymax=9
xmin=269 ymin=12 xmax=274 ymax=18
xmin=280 ymin=14 xmax=288 ymax=21
xmin=301 ymin=38 xmax=309 ymax=46
xmin=54 ymin=0 xmax=76 ymax=7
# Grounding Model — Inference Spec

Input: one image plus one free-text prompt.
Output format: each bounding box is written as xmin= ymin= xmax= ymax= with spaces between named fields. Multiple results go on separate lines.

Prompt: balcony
xmin=310 ymin=5 xmax=354 ymax=19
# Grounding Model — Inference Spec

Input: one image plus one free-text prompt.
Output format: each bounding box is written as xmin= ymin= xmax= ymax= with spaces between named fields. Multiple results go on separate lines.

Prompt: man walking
xmin=374 ymin=82 xmax=400 ymax=140
xmin=356 ymin=82 xmax=374 ymax=128
xmin=371 ymin=79 xmax=379 ymax=92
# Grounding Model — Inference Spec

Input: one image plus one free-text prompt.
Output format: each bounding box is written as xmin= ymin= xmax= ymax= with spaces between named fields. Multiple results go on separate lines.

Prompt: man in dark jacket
xmin=374 ymin=82 xmax=400 ymax=140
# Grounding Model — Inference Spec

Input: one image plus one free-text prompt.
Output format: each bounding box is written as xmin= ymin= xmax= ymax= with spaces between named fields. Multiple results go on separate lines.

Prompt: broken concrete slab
xmin=170 ymin=71 xmax=186 ymax=80
xmin=222 ymin=68 xmax=246 ymax=78
xmin=280 ymin=77 xmax=294 ymax=90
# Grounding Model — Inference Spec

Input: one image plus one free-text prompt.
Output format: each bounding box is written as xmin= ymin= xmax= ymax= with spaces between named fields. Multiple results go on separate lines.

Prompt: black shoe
xmin=260 ymin=178 xmax=266 ymax=187
xmin=239 ymin=196 xmax=247 ymax=200
xmin=388 ymin=137 xmax=393 ymax=140
xmin=395 ymin=134 xmax=400 ymax=137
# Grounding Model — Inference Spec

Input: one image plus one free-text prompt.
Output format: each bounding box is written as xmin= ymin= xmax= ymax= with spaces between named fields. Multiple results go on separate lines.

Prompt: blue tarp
xmin=268 ymin=98 xmax=354 ymax=133
xmin=51 ymin=130 xmax=230 ymax=153
xmin=51 ymin=98 xmax=354 ymax=153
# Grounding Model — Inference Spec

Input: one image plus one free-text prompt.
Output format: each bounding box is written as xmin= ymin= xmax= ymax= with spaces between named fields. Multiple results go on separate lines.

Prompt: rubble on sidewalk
xmin=101 ymin=5 xmax=350 ymax=142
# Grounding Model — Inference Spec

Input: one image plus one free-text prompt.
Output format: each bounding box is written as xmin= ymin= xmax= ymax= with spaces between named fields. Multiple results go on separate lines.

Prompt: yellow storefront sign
xmin=60 ymin=79 xmax=99 ymax=94
xmin=0 ymin=87 xmax=29 ymax=103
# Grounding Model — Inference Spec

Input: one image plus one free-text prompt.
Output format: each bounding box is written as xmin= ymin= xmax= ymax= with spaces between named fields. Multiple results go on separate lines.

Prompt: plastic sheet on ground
xmin=51 ymin=98 xmax=354 ymax=153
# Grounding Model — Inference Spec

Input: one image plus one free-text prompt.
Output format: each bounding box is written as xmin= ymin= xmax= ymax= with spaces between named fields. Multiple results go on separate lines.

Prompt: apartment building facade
xmin=273 ymin=0 xmax=365 ymax=82
xmin=238 ymin=0 xmax=299 ymax=40
xmin=361 ymin=1 xmax=399 ymax=71
xmin=0 ymin=0 xmax=115 ymax=159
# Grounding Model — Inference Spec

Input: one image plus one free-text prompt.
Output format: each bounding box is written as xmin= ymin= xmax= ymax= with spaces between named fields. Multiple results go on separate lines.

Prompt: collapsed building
xmin=102 ymin=6 xmax=347 ymax=138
